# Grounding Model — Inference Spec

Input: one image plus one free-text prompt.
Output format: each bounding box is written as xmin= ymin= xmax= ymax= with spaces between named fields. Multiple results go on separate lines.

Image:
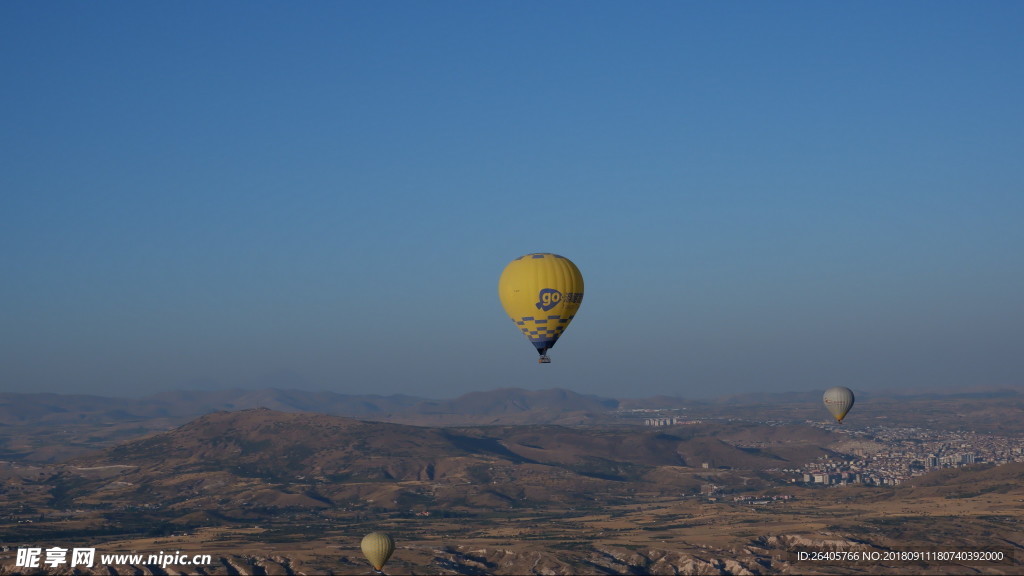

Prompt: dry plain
xmin=1 ymin=389 xmax=1023 ymax=574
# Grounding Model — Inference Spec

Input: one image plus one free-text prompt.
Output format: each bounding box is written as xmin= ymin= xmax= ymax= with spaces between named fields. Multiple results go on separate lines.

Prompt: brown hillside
xmin=54 ymin=408 xmax=830 ymax=523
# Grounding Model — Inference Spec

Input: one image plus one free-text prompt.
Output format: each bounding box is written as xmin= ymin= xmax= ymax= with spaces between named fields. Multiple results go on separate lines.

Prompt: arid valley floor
xmin=1 ymin=388 xmax=1022 ymax=574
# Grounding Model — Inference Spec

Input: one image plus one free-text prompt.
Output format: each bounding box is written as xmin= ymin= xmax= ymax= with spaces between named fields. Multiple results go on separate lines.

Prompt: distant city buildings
xmin=642 ymin=417 xmax=703 ymax=426
xmin=790 ymin=425 xmax=1022 ymax=487
xmin=622 ymin=409 xmax=1024 ymax=489
xmin=644 ymin=417 xmax=680 ymax=426
xmin=615 ymin=408 xmax=702 ymax=427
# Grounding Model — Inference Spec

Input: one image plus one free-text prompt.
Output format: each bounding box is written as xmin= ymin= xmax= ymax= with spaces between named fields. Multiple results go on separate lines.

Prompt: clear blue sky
xmin=2 ymin=1 xmax=1022 ymax=399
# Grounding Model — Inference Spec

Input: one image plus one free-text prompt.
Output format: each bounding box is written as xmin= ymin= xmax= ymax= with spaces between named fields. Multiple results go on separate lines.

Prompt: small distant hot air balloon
xmin=360 ymin=532 xmax=394 ymax=573
xmin=499 ymin=253 xmax=584 ymax=363
xmin=823 ymin=386 xmax=855 ymax=423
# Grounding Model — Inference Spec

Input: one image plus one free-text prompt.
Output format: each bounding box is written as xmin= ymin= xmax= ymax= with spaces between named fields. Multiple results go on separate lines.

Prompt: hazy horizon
xmin=3 ymin=2 xmax=1022 ymax=400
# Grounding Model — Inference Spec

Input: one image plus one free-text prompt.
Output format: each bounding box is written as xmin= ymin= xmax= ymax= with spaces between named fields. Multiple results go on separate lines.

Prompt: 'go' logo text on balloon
xmin=536 ymin=289 xmax=562 ymax=311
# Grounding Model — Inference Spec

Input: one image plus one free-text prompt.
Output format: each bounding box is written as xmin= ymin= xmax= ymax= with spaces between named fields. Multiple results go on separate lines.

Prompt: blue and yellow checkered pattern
xmin=512 ymin=314 xmax=575 ymax=349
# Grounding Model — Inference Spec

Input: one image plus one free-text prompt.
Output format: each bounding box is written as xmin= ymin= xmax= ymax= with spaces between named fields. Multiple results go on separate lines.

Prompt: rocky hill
xmin=48 ymin=408 xmax=832 ymax=522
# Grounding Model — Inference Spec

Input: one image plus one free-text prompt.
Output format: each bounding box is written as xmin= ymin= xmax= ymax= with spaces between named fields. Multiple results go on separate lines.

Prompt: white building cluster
xmin=644 ymin=417 xmax=684 ymax=426
xmin=792 ymin=425 xmax=1024 ymax=487
xmin=642 ymin=417 xmax=703 ymax=426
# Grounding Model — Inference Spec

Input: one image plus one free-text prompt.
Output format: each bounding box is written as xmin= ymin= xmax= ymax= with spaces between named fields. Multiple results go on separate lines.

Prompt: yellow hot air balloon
xmin=499 ymin=253 xmax=584 ymax=363
xmin=360 ymin=532 xmax=395 ymax=572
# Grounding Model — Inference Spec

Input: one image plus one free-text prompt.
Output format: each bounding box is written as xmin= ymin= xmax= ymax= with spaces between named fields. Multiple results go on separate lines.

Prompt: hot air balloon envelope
xmin=361 ymin=532 xmax=395 ymax=572
xmin=498 ymin=253 xmax=584 ymax=363
xmin=823 ymin=386 xmax=855 ymax=422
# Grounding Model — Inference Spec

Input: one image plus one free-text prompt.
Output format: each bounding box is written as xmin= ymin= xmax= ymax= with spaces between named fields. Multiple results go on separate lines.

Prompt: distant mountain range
xmin=0 ymin=387 xmax=623 ymax=428
xmin=1 ymin=385 xmax=1020 ymax=428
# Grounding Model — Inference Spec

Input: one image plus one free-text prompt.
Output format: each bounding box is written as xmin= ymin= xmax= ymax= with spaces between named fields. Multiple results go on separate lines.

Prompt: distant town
xmin=789 ymin=423 xmax=1024 ymax=487
xmin=625 ymin=408 xmax=1024 ymax=488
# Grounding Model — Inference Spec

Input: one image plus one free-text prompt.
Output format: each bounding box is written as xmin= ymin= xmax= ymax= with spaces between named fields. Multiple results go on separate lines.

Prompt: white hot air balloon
xmin=823 ymin=386 xmax=855 ymax=423
xmin=360 ymin=532 xmax=394 ymax=573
